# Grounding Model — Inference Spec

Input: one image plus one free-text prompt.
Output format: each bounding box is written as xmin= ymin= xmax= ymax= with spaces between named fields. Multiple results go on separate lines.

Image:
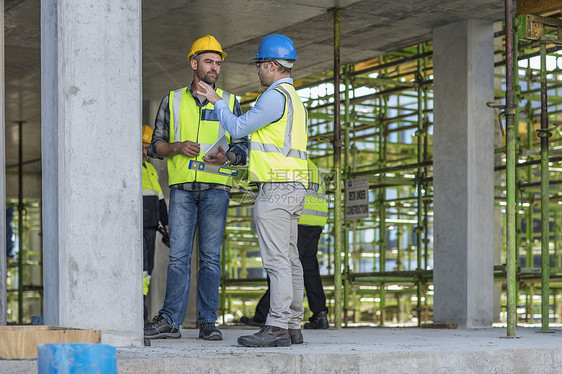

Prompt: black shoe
xmin=144 ymin=315 xmax=181 ymax=339
xmin=240 ymin=316 xmax=265 ymax=328
xmin=199 ymin=322 xmax=223 ymax=341
xmin=289 ymin=328 xmax=303 ymax=344
xmin=237 ymin=325 xmax=291 ymax=347
xmin=304 ymin=310 xmax=329 ymax=329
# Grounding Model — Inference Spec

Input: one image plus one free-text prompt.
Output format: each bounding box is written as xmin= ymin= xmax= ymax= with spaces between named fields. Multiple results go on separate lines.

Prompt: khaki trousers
xmin=254 ymin=182 xmax=306 ymax=329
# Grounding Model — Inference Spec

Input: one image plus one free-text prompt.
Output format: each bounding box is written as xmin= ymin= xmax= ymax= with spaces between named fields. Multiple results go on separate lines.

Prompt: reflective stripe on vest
xmin=168 ymin=87 xmax=235 ymax=186
xmin=298 ymin=158 xmax=328 ymax=227
xmin=142 ymin=190 xmax=162 ymax=198
xmin=143 ymin=162 xmax=164 ymax=199
xmin=249 ymin=83 xmax=308 ymax=185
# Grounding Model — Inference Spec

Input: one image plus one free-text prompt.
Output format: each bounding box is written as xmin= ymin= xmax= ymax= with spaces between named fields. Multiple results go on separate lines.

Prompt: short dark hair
xmin=273 ymin=60 xmax=293 ymax=74
xmin=192 ymin=50 xmax=223 ymax=61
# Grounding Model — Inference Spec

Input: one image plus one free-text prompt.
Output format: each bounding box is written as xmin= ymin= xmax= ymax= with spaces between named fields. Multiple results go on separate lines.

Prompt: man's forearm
xmin=155 ymin=142 xmax=178 ymax=158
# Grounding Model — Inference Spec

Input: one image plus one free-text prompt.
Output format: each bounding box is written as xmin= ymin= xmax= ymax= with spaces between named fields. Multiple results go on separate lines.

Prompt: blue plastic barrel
xmin=37 ymin=343 xmax=117 ymax=374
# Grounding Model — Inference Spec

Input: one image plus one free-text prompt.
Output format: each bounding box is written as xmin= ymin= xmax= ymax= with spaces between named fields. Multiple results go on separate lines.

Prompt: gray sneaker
xmin=199 ymin=322 xmax=223 ymax=340
xmin=144 ymin=315 xmax=181 ymax=339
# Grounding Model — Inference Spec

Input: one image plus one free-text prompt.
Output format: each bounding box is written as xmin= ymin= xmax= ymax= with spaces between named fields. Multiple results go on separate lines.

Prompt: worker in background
xmin=142 ymin=124 xmax=169 ymax=322
xmin=197 ymin=34 xmax=308 ymax=347
xmin=6 ymin=207 xmax=14 ymax=259
xmin=240 ymin=156 xmax=330 ymax=330
xmin=145 ymin=35 xmax=249 ymax=341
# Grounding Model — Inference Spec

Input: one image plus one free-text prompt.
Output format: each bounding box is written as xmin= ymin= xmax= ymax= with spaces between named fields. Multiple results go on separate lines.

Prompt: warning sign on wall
xmin=345 ymin=177 xmax=369 ymax=220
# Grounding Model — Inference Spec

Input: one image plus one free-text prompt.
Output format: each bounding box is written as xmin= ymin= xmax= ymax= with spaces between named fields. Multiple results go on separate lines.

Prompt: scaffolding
xmin=5 ymin=200 xmax=42 ymax=324
xmin=219 ymin=15 xmax=562 ymax=330
xmin=4 ymin=3 xmax=562 ymax=334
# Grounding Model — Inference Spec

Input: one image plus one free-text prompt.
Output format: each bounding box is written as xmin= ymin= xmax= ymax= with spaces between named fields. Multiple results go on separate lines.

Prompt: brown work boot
xmin=289 ymin=328 xmax=303 ymax=344
xmin=237 ymin=325 xmax=291 ymax=347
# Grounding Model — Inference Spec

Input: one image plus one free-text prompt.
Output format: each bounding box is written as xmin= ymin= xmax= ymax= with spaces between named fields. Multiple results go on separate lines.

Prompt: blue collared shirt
xmin=214 ymin=78 xmax=293 ymax=137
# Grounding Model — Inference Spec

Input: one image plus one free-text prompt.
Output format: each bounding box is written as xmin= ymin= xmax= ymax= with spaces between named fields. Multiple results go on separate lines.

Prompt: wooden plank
xmin=517 ymin=0 xmax=562 ymax=16
xmin=0 ymin=326 xmax=101 ymax=360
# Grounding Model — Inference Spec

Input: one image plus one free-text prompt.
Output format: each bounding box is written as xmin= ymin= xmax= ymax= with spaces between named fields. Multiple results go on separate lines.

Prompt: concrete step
xmin=3 ymin=327 xmax=562 ymax=373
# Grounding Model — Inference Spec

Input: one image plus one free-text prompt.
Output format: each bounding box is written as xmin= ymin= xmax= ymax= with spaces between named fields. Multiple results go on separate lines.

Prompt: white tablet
xmin=204 ymin=134 xmax=229 ymax=158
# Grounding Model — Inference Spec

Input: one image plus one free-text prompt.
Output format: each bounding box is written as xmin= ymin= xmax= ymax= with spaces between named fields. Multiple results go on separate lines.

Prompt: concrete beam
xmin=432 ymin=19 xmax=495 ymax=328
xmin=41 ymin=0 xmax=143 ymax=346
xmin=517 ymin=0 xmax=562 ymax=16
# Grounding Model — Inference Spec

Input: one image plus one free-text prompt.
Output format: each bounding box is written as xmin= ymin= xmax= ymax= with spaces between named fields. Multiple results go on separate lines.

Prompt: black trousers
xmin=143 ymin=227 xmax=157 ymax=274
xmin=143 ymin=227 xmax=157 ymax=321
xmin=254 ymin=225 xmax=328 ymax=323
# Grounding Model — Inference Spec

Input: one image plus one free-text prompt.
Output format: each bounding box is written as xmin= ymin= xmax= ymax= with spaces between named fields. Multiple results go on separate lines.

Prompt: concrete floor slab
xmin=2 ymin=326 xmax=562 ymax=373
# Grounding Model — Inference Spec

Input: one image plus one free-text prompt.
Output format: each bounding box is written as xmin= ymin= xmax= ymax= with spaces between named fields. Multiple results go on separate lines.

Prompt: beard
xmin=196 ymin=66 xmax=219 ymax=85
xmin=258 ymin=71 xmax=268 ymax=87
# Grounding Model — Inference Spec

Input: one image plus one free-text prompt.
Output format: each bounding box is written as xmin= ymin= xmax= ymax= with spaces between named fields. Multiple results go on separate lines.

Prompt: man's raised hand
xmin=197 ymin=81 xmax=222 ymax=104
xmin=175 ymin=140 xmax=200 ymax=157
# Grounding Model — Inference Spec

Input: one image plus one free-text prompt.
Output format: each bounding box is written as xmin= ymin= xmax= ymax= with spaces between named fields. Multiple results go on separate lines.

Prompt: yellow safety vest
xmin=142 ymin=162 xmax=164 ymax=199
xmin=249 ymin=83 xmax=308 ymax=186
xmin=167 ymin=87 xmax=236 ymax=186
xmin=143 ymin=161 xmax=165 ymax=227
xmin=299 ymin=158 xmax=328 ymax=227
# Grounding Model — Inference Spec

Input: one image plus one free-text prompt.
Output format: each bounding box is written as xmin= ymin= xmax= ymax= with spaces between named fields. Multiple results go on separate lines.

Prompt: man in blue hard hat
xmin=240 ymin=156 xmax=330 ymax=330
xmin=198 ymin=34 xmax=308 ymax=347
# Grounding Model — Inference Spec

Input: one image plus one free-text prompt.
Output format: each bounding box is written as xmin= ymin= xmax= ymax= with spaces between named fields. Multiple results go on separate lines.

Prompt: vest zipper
xmin=194 ymin=105 xmax=202 ymax=181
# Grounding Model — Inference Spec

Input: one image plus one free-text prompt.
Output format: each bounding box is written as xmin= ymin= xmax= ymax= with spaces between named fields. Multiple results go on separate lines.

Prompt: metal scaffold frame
xmin=5 ymin=199 xmax=43 ymax=325
xmin=5 ymin=2 xmax=562 ymax=334
xmin=218 ymin=8 xmax=562 ymax=331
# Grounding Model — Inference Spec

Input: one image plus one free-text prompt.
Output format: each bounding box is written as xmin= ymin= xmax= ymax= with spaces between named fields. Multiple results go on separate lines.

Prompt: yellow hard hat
xmin=187 ymin=35 xmax=227 ymax=61
xmin=142 ymin=125 xmax=153 ymax=143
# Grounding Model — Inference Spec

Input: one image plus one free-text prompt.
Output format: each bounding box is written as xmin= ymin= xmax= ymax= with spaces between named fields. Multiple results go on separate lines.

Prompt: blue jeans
xmin=159 ymin=187 xmax=229 ymax=328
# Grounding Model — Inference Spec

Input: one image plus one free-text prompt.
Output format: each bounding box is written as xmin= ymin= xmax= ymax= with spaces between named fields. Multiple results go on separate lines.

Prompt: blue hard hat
xmin=253 ymin=34 xmax=298 ymax=60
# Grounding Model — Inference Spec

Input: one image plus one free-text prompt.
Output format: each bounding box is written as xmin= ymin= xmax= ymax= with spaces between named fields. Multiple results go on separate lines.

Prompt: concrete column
xmin=0 ymin=0 xmax=6 ymax=326
xmin=41 ymin=0 xmax=143 ymax=346
xmin=433 ymin=20 xmax=495 ymax=328
xmin=493 ymin=27 xmax=505 ymax=322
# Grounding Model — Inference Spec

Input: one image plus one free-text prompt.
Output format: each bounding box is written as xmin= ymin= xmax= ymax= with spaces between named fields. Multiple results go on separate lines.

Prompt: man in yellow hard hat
xmin=144 ymin=35 xmax=249 ymax=341
xmin=142 ymin=124 xmax=169 ymax=323
xmin=197 ymin=34 xmax=308 ymax=347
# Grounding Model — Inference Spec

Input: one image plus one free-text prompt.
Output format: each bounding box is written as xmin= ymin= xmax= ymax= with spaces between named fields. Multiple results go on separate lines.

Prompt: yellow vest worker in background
xmin=240 ymin=157 xmax=330 ymax=330
xmin=144 ymin=35 xmax=249 ymax=341
xmin=198 ymin=34 xmax=308 ymax=347
xmin=141 ymin=125 xmax=169 ymax=322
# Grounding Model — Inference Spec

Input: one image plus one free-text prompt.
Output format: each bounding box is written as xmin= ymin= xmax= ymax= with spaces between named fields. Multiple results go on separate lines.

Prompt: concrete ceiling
xmin=3 ymin=0 xmax=505 ymax=182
